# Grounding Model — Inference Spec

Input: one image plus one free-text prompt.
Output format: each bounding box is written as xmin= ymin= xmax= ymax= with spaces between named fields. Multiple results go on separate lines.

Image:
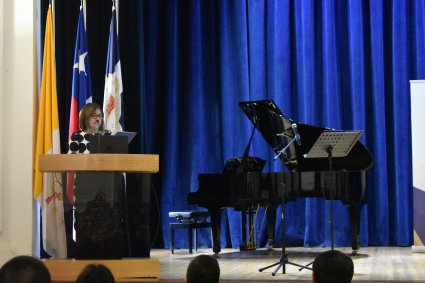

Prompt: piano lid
xmin=239 ymin=100 xmax=373 ymax=171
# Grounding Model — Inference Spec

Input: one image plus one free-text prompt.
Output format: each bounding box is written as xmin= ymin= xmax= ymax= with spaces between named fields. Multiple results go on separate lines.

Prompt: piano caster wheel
xmin=351 ymin=249 xmax=359 ymax=255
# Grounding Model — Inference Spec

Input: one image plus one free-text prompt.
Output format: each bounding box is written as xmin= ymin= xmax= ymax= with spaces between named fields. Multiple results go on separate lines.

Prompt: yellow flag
xmin=34 ymin=6 xmax=67 ymax=258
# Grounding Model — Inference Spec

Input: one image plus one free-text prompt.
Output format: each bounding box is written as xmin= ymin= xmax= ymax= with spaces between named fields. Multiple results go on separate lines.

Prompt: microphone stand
xmin=259 ymin=135 xmax=311 ymax=275
xmin=273 ymin=136 xmax=297 ymax=161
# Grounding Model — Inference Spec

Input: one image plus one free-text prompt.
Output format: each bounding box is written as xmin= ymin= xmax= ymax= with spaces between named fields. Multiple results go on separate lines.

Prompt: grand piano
xmin=188 ymin=100 xmax=373 ymax=253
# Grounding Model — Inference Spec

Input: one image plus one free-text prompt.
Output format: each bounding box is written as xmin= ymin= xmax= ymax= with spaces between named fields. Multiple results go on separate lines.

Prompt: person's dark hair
xmin=313 ymin=250 xmax=354 ymax=283
xmin=0 ymin=255 xmax=51 ymax=283
xmin=186 ymin=254 xmax=220 ymax=283
xmin=79 ymin=102 xmax=105 ymax=132
xmin=75 ymin=264 xmax=115 ymax=283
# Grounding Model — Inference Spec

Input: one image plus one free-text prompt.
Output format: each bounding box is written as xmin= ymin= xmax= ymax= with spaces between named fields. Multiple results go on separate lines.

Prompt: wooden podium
xmin=43 ymin=258 xmax=160 ymax=283
xmin=39 ymin=154 xmax=159 ymax=282
xmin=39 ymin=154 xmax=159 ymax=173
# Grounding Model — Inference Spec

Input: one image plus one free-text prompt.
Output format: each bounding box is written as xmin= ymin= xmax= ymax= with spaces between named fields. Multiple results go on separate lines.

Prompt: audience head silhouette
xmin=313 ymin=250 xmax=354 ymax=283
xmin=186 ymin=254 xmax=220 ymax=283
xmin=0 ymin=255 xmax=51 ymax=283
xmin=75 ymin=264 xmax=115 ymax=283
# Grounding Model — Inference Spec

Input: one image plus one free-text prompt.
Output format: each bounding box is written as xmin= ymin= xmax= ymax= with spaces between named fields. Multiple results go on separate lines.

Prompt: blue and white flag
xmin=67 ymin=6 xmax=92 ymax=205
xmin=103 ymin=6 xmax=123 ymax=133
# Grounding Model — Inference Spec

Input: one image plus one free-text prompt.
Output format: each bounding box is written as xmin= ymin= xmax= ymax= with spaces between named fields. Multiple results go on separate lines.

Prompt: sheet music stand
xmin=305 ymin=130 xmax=362 ymax=249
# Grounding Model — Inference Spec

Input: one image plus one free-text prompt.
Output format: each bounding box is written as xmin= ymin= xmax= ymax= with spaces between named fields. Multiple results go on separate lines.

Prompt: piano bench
xmin=169 ymin=211 xmax=211 ymax=254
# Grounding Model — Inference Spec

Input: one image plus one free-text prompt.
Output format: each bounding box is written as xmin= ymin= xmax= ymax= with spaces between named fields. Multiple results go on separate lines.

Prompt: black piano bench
xmin=169 ymin=211 xmax=211 ymax=254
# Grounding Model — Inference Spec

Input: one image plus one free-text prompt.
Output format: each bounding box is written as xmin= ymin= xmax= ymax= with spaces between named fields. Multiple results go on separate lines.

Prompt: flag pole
xmin=113 ymin=0 xmax=119 ymax=33
xmin=50 ymin=0 xmax=55 ymax=43
xmin=82 ymin=0 xmax=87 ymax=30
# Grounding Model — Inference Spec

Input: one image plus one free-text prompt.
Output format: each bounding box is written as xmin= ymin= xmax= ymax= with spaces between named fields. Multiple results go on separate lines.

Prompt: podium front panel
xmin=74 ymin=172 xmax=124 ymax=259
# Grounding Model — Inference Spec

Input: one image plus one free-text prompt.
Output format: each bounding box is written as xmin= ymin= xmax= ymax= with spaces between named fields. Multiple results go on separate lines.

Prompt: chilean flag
xmin=67 ymin=7 xmax=92 ymax=204
xmin=103 ymin=6 xmax=123 ymax=133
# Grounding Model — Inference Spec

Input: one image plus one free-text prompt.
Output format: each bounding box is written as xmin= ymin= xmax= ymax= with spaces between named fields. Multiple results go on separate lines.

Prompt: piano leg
xmin=239 ymin=206 xmax=257 ymax=251
xmin=348 ymin=204 xmax=360 ymax=253
xmin=266 ymin=204 xmax=277 ymax=249
xmin=208 ymin=208 xmax=223 ymax=254
xmin=240 ymin=209 xmax=248 ymax=250
xmin=248 ymin=207 xmax=255 ymax=250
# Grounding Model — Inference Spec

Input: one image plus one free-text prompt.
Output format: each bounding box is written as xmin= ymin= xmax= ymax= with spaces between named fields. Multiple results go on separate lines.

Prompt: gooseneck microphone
xmin=292 ymin=123 xmax=301 ymax=146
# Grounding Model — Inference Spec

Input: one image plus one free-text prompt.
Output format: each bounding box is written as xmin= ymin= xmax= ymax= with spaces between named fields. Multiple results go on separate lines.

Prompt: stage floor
xmin=151 ymin=247 xmax=425 ymax=282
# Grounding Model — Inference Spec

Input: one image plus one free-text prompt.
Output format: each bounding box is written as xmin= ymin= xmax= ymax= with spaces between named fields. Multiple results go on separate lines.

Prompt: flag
xmin=103 ymin=6 xmax=123 ymax=133
xmin=69 ymin=7 xmax=92 ymax=138
xmin=34 ymin=5 xmax=67 ymax=258
xmin=67 ymin=7 xmax=93 ymax=205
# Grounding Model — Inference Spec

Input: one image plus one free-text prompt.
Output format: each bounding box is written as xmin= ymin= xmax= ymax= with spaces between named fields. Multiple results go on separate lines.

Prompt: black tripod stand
xmin=258 ymin=180 xmax=312 ymax=275
xmin=259 ymin=135 xmax=311 ymax=275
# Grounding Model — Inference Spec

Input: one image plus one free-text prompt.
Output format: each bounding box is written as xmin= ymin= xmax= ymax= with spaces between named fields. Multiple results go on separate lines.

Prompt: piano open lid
xmin=239 ymin=100 xmax=373 ymax=172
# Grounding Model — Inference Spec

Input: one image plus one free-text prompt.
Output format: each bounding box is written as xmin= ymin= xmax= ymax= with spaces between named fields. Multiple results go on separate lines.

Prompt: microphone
xmin=292 ymin=123 xmax=301 ymax=146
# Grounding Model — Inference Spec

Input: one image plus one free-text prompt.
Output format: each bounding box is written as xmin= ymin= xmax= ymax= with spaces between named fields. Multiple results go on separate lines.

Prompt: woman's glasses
xmin=90 ymin=113 xmax=103 ymax=119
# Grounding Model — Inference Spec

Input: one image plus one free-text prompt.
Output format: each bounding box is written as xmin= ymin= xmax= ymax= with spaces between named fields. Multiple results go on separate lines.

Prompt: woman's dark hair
xmin=79 ymin=102 xmax=105 ymax=133
xmin=76 ymin=264 xmax=115 ymax=283
xmin=313 ymin=250 xmax=354 ymax=283
xmin=186 ymin=255 xmax=220 ymax=283
xmin=0 ymin=255 xmax=51 ymax=283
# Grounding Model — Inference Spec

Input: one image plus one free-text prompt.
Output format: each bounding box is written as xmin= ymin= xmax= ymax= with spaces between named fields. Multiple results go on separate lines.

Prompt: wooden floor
xmin=151 ymin=247 xmax=425 ymax=282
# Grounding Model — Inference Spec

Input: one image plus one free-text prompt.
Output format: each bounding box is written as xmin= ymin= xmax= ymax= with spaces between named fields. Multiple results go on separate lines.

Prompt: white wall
xmin=0 ymin=0 xmax=4 ymax=235
xmin=0 ymin=0 xmax=36 ymax=264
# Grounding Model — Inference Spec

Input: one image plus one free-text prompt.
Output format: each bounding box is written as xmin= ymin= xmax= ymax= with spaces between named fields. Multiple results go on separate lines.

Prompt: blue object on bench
xmin=169 ymin=211 xmax=211 ymax=254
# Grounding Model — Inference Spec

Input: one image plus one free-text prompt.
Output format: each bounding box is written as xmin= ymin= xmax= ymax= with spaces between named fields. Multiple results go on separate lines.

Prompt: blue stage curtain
xmin=128 ymin=0 xmax=425 ymax=250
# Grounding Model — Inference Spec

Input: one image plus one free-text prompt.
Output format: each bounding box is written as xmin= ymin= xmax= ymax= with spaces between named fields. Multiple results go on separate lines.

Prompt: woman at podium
xmin=67 ymin=102 xmax=125 ymax=259
xmin=68 ymin=102 xmax=111 ymax=154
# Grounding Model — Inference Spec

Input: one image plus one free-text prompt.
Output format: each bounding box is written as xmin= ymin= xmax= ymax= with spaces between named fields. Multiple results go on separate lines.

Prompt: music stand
xmin=304 ymin=130 xmax=362 ymax=249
